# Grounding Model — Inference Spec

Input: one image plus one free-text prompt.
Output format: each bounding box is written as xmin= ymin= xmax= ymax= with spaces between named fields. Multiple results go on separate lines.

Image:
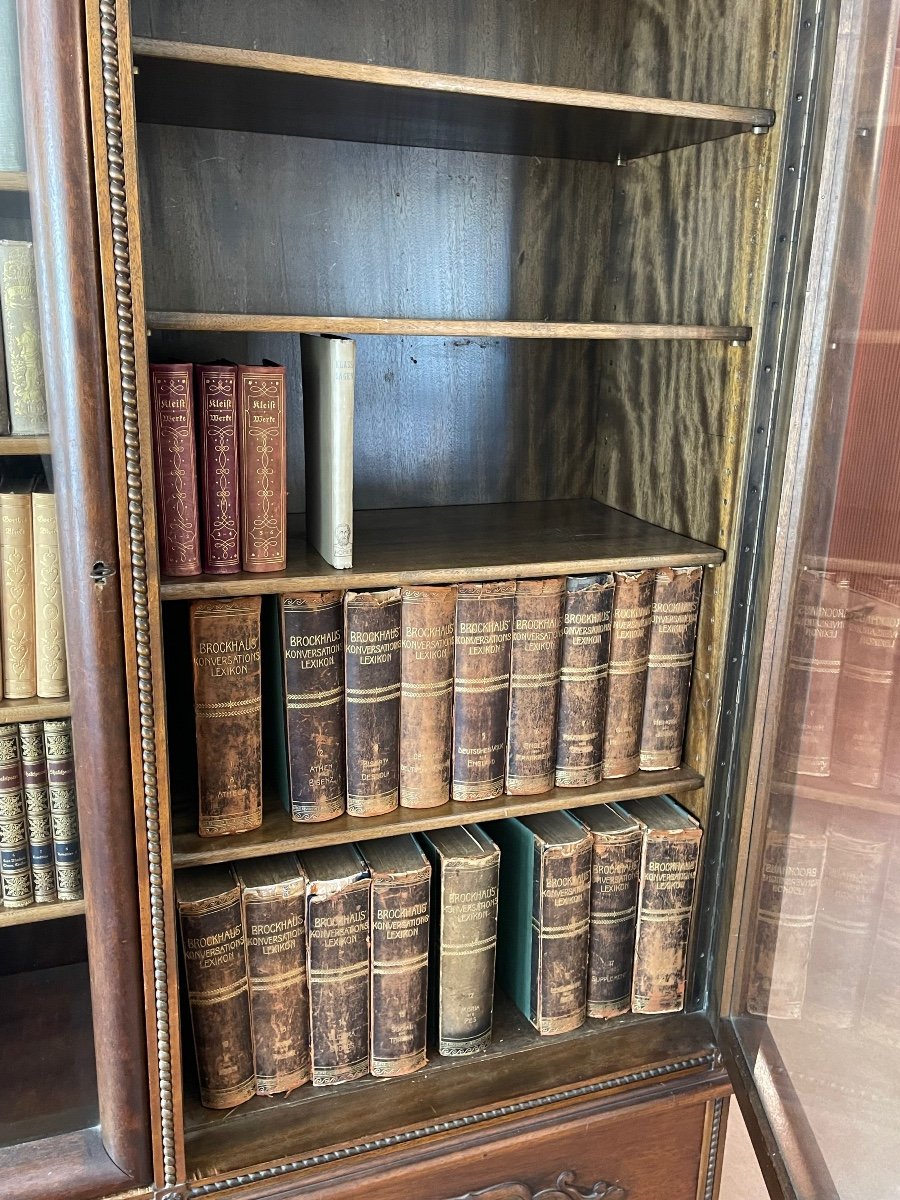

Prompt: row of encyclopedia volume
xmin=176 ymin=796 xmax=701 ymax=1109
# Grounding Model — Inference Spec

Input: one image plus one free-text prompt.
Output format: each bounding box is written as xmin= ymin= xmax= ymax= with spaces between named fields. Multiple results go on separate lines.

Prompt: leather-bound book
xmin=555 ymin=573 xmax=614 ymax=788
xmin=20 ymin=719 xmax=54 ymax=903
xmin=44 ymin=717 xmax=83 ymax=900
xmin=235 ymin=855 xmax=311 ymax=1095
xmin=622 ymin=795 xmax=702 ymax=1014
xmin=639 ymin=566 xmax=703 ymax=771
xmin=0 ymin=478 xmax=35 ymax=698
xmin=363 ymin=835 xmax=431 ymax=1077
xmin=32 ymin=489 xmax=68 ymax=698
xmin=505 ymin=577 xmax=565 ymax=796
xmin=300 ymin=334 xmax=355 ymax=570
xmin=490 ymin=811 xmax=591 ymax=1035
xmin=578 ymin=803 xmax=642 ymax=1019
xmin=190 ymin=597 xmax=262 ymax=836
xmin=400 ymin=584 xmax=456 ymax=808
xmin=297 ymin=844 xmax=370 ymax=1086
xmin=196 ymin=362 xmax=240 ymax=574
xmin=419 ymin=825 xmax=500 ymax=1056
xmin=452 ymin=581 xmax=515 ymax=802
xmin=860 ymin=839 xmax=900 ymax=1048
xmin=603 ymin=569 xmax=654 ymax=778
xmin=344 ymin=589 xmax=401 ymax=817
xmin=280 ymin=591 xmax=345 ymax=822
xmin=0 ymin=723 xmax=31 ymax=907
xmin=237 ymin=362 xmax=286 ymax=573
xmin=175 ymin=866 xmax=255 ymax=1109
xmin=149 ymin=362 xmax=201 ymax=577
xmin=0 ymin=241 xmax=48 ymax=435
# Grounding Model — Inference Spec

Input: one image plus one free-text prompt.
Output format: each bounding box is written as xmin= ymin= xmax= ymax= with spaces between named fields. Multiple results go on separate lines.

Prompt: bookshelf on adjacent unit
xmin=0 ymin=897 xmax=86 ymax=929
xmin=0 ymin=436 xmax=52 ymax=455
xmin=0 ymin=170 xmax=28 ymax=193
xmin=0 ymin=695 xmax=70 ymax=723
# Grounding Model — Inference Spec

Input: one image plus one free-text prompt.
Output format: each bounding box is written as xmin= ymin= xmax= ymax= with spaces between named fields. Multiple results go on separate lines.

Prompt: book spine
xmin=0 ymin=0 xmax=26 ymax=172
xmin=505 ymin=578 xmax=565 ymax=796
xmin=178 ymin=882 xmax=256 ymax=1108
xmin=196 ymin=364 xmax=241 ymax=574
xmin=307 ymin=876 xmax=370 ymax=1085
xmin=0 ymin=241 xmax=48 ymax=434
xmin=0 ymin=490 xmax=35 ymax=699
xmin=400 ymin=584 xmax=457 ymax=808
xmin=149 ymin=363 xmax=202 ymax=576
xmin=631 ymin=829 xmax=701 ymax=1014
xmin=639 ymin=566 xmax=702 ymax=771
xmin=371 ymin=865 xmax=431 ymax=1077
xmin=533 ymin=839 xmax=591 ymax=1034
xmin=32 ymin=492 xmax=68 ymax=698
xmin=344 ymin=589 xmax=402 ymax=817
xmin=0 ymin=304 xmax=11 ymax=435
xmin=860 ymin=841 xmax=900 ymax=1047
xmin=555 ymin=574 xmax=614 ymax=788
xmin=0 ymin=724 xmax=31 ymax=907
xmin=603 ymin=569 xmax=654 ymax=778
xmin=191 ymin=598 xmax=263 ymax=836
xmin=281 ymin=592 xmax=346 ymax=822
xmin=586 ymin=830 xmax=642 ymax=1018
xmin=20 ymin=719 xmax=55 ymax=903
xmin=44 ymin=717 xmax=83 ymax=900
xmin=243 ymin=879 xmax=311 ymax=1094
xmin=452 ymin=582 xmax=515 ymax=801
xmin=328 ymin=342 xmax=354 ymax=570
xmin=238 ymin=364 xmax=286 ymax=573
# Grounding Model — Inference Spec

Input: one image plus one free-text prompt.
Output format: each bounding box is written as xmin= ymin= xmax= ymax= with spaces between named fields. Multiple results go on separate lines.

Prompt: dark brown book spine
xmin=149 ymin=362 xmax=201 ymax=576
xmin=281 ymin=592 xmax=345 ymax=822
xmin=586 ymin=829 xmax=642 ymax=1018
xmin=505 ymin=578 xmax=565 ymax=796
xmin=0 ymin=723 xmax=30 ymax=907
xmin=533 ymin=838 xmax=592 ymax=1034
xmin=190 ymin=597 xmax=263 ymax=836
xmin=632 ymin=825 xmax=701 ymax=1014
xmin=860 ymin=840 xmax=900 ymax=1047
xmin=178 ymin=881 xmax=256 ymax=1108
xmin=639 ymin=566 xmax=703 ymax=771
xmin=370 ymin=864 xmax=431 ymax=1077
xmin=603 ymin=569 xmax=654 ymax=778
xmin=20 ymin=718 xmax=54 ymax=903
xmin=44 ymin=717 xmax=82 ymax=901
xmin=345 ymin=589 xmax=401 ymax=817
xmin=452 ymin=581 xmax=515 ymax=802
xmin=555 ymin=574 xmax=614 ymax=788
xmin=400 ymin=585 xmax=456 ymax=809
xmin=237 ymin=363 xmax=286 ymax=573
xmin=196 ymin=363 xmax=240 ymax=574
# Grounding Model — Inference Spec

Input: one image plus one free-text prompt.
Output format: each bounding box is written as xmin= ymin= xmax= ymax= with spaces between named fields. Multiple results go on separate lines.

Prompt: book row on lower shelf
xmin=0 ymin=240 xmax=52 ymax=437
xmin=176 ymin=795 xmax=701 ymax=1109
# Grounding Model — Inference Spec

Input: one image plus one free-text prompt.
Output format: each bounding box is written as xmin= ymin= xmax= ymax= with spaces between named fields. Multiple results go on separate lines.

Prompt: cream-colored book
xmin=0 ymin=481 xmax=35 ymax=698
xmin=32 ymin=490 xmax=67 ymax=698
xmin=300 ymin=334 xmax=354 ymax=570
xmin=0 ymin=241 xmax=48 ymax=436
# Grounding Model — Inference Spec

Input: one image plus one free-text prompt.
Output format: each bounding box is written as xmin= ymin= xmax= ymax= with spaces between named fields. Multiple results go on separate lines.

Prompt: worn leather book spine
xmin=639 ymin=566 xmax=702 ymax=771
xmin=237 ymin=363 xmax=286 ymax=573
xmin=191 ymin=597 xmax=263 ymax=836
xmin=452 ymin=581 xmax=515 ymax=802
xmin=0 ymin=724 xmax=31 ymax=907
xmin=281 ymin=592 xmax=345 ymax=822
xmin=0 ymin=488 xmax=35 ymax=699
xmin=0 ymin=241 xmax=48 ymax=435
xmin=196 ymin=363 xmax=241 ymax=574
xmin=20 ymin=719 xmax=55 ymax=903
xmin=370 ymin=862 xmax=431 ymax=1076
xmin=505 ymin=578 xmax=565 ymax=796
xmin=400 ymin=584 xmax=456 ymax=808
xmin=32 ymin=491 xmax=68 ymax=698
xmin=177 ymin=877 xmax=256 ymax=1108
xmin=44 ymin=717 xmax=83 ymax=900
xmin=533 ymin=835 xmax=592 ymax=1034
xmin=860 ymin=840 xmax=900 ymax=1047
xmin=586 ymin=827 xmax=642 ymax=1018
xmin=603 ymin=569 xmax=654 ymax=778
xmin=344 ymin=589 xmax=401 ymax=817
xmin=555 ymin=574 xmax=614 ymax=788
xmin=149 ymin=362 xmax=202 ymax=576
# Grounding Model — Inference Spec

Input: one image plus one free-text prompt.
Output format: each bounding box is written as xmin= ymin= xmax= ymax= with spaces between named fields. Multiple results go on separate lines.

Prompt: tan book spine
xmin=603 ymin=569 xmax=654 ymax=778
xmin=505 ymin=578 xmax=565 ymax=796
xmin=44 ymin=717 xmax=82 ymax=900
xmin=0 ymin=490 xmax=35 ymax=699
xmin=639 ymin=566 xmax=702 ymax=771
xmin=400 ymin=584 xmax=456 ymax=809
xmin=0 ymin=241 xmax=48 ymax=435
xmin=237 ymin=363 xmax=287 ymax=573
xmin=32 ymin=492 xmax=68 ymax=699
xmin=555 ymin=574 xmax=614 ymax=788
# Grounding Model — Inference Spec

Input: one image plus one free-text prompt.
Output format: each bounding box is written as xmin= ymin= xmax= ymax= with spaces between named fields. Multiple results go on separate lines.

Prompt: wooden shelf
xmin=0 ymin=170 xmax=28 ymax=193
xmin=132 ymin=38 xmax=773 ymax=164
xmin=0 ymin=696 xmax=70 ymax=723
xmin=0 ymin=435 xmax=51 ymax=456
xmin=0 ymin=898 xmax=85 ymax=929
xmin=774 ymin=774 xmax=900 ymax=817
xmin=160 ymin=500 xmax=724 ymax=601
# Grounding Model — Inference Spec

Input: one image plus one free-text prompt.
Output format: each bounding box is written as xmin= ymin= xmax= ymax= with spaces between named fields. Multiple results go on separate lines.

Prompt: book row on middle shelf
xmin=169 ymin=564 xmax=703 ymax=837
xmin=176 ymin=795 xmax=702 ymax=1110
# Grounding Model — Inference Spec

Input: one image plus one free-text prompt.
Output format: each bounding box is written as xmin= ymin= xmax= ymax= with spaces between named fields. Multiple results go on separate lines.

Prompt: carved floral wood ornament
xmin=450 ymin=1169 xmax=628 ymax=1200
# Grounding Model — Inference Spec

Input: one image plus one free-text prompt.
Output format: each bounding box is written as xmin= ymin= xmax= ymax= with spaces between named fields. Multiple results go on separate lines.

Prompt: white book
xmin=300 ymin=334 xmax=355 ymax=570
xmin=0 ymin=241 xmax=48 ymax=435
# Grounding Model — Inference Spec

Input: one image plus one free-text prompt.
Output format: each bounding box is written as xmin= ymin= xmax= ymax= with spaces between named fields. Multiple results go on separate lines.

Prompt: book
xmin=622 ymin=795 xmax=702 ymax=1014
xmin=490 ymin=811 xmax=591 ymax=1035
xmin=505 ymin=577 xmax=565 ymax=795
xmin=603 ymin=569 xmax=655 ymax=778
xmin=196 ymin=362 xmax=240 ymax=574
xmin=400 ymin=584 xmax=456 ymax=808
xmin=279 ymin=591 xmax=345 ymax=822
xmin=555 ymin=573 xmax=614 ymax=788
xmin=0 ymin=723 xmax=30 ymax=907
xmin=452 ymin=581 xmax=515 ymax=802
xmin=0 ymin=303 xmax=10 ymax=437
xmin=0 ymin=241 xmax=48 ymax=435
xmin=344 ymin=588 xmax=402 ymax=817
xmin=149 ymin=363 xmax=202 ymax=577
xmin=418 ymin=825 xmax=500 ymax=1057
xmin=363 ymin=835 xmax=431 ymax=1077
xmin=175 ymin=865 xmax=256 ymax=1108
xmin=0 ymin=0 xmax=26 ymax=173
xmin=237 ymin=362 xmax=286 ymax=573
xmin=20 ymin=719 xmax=55 ymax=903
xmin=235 ymin=855 xmax=311 ymax=1095
xmin=300 ymin=334 xmax=355 ymax=570
xmin=32 ymin=488 xmax=68 ymax=698
xmin=44 ymin=717 xmax=83 ymax=900
xmin=639 ymin=566 xmax=702 ymax=771
xmin=578 ymin=803 xmax=643 ymax=1019
xmin=0 ymin=478 xmax=35 ymax=698
xmin=190 ymin=597 xmax=263 ymax=837
xmin=860 ymin=839 xmax=900 ymax=1049
xmin=296 ymin=843 xmax=370 ymax=1086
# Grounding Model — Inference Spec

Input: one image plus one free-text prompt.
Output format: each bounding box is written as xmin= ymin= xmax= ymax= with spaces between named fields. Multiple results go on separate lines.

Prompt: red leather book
xmin=196 ymin=363 xmax=240 ymax=574
xmin=237 ymin=363 xmax=287 ymax=573
xmin=149 ymin=362 xmax=202 ymax=576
